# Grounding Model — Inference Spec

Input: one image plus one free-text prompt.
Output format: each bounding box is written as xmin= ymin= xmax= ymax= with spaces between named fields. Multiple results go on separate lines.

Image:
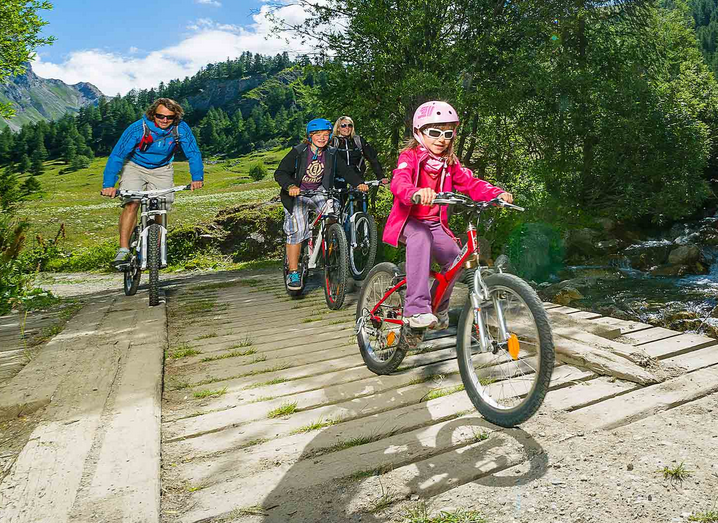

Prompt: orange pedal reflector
xmin=386 ymin=331 xmax=396 ymax=346
xmin=508 ymin=334 xmax=520 ymax=360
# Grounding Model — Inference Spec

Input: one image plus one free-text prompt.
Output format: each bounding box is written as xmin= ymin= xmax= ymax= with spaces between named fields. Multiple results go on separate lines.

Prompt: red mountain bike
xmin=354 ymin=192 xmax=555 ymax=427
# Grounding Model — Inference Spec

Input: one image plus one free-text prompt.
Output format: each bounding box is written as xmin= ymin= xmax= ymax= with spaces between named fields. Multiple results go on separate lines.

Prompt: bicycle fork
xmin=469 ymin=269 xmax=509 ymax=353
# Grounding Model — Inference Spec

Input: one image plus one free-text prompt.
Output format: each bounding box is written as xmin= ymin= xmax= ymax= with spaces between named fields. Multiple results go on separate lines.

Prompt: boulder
xmin=668 ymin=244 xmax=700 ymax=265
xmin=564 ymin=228 xmax=602 ymax=260
xmin=215 ymin=203 xmax=285 ymax=261
xmin=623 ymin=242 xmax=671 ymax=270
xmin=553 ymin=286 xmax=584 ymax=305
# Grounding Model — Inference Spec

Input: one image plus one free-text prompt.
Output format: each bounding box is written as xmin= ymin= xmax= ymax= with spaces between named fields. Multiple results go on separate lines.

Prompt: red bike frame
xmin=369 ymin=226 xmax=479 ymax=325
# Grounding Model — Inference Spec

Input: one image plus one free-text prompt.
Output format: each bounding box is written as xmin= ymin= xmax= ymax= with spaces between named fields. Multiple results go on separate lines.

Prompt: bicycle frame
xmin=304 ymin=193 xmax=340 ymax=270
xmin=367 ymin=193 xmax=521 ymax=352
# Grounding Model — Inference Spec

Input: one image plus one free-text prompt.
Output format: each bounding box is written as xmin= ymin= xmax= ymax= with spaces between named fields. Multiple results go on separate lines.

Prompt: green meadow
xmin=17 ymin=148 xmax=289 ymax=253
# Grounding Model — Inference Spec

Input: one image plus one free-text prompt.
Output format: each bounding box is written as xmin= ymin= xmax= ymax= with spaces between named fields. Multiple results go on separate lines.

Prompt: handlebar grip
xmin=411 ymin=193 xmax=422 ymax=204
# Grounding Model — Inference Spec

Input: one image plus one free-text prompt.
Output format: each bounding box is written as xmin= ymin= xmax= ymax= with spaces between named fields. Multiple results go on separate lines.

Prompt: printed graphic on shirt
xmin=303 ymin=157 xmax=325 ymax=185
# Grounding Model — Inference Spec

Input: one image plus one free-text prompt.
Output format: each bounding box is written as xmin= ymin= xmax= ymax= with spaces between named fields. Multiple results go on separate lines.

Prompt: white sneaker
xmin=407 ymin=313 xmax=438 ymax=329
xmin=434 ymin=310 xmax=449 ymax=330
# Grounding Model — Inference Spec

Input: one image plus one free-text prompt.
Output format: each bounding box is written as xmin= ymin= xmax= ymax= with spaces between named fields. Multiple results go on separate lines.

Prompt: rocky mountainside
xmin=0 ymin=63 xmax=104 ymax=131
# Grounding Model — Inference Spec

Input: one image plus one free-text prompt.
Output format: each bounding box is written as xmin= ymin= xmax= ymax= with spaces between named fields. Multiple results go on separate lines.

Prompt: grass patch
xmin=689 ymin=509 xmax=718 ymax=522
xmin=348 ymin=464 xmax=394 ymax=482
xmin=659 ymin=462 xmax=692 ymax=482
xmin=406 ymin=373 xmax=446 ymax=386
xmin=243 ymin=377 xmax=289 ymax=389
xmin=192 ymin=387 xmax=228 ymax=399
xmin=170 ymin=344 xmax=202 ymax=359
xmin=248 ymin=396 xmax=275 ymax=403
xmin=290 ymin=417 xmax=341 ymax=434
xmin=472 ymin=428 xmax=490 ymax=442
xmin=179 ymin=299 xmax=218 ymax=315
xmin=200 ymin=348 xmax=257 ymax=362
xmin=232 ymin=334 xmax=254 ymax=348
xmin=195 ymin=332 xmax=218 ymax=340
xmin=169 ymin=380 xmax=191 ymax=390
xmin=223 ymin=505 xmax=268 ymax=519
xmin=421 ymin=384 xmax=465 ymax=403
xmin=186 ymin=483 xmax=206 ymax=492
xmin=302 ymin=316 xmax=323 ymax=323
xmin=267 ymin=401 xmax=298 ymax=418
xmin=401 ymin=502 xmax=488 ymax=523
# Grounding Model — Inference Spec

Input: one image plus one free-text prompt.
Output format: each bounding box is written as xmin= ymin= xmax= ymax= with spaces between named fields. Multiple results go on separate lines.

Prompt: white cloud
xmin=32 ymin=4 xmax=315 ymax=96
xmin=196 ymin=0 xmax=222 ymax=6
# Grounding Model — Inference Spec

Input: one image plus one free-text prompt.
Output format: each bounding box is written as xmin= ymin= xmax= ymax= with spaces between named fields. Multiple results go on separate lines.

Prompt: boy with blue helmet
xmin=275 ymin=118 xmax=369 ymax=290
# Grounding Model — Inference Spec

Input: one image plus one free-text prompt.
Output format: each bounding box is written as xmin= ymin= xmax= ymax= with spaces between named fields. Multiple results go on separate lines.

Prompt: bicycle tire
xmin=323 ymin=223 xmax=349 ymax=309
xmin=355 ymin=262 xmax=407 ymax=375
xmin=123 ymin=227 xmax=141 ymax=296
xmin=283 ymin=241 xmax=308 ymax=298
xmin=349 ymin=212 xmax=378 ymax=280
xmin=147 ymin=223 xmax=161 ymax=306
xmin=456 ymin=272 xmax=554 ymax=427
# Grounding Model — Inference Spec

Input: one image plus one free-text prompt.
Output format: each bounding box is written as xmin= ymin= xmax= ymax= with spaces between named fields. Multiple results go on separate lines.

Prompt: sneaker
xmin=407 ymin=313 xmax=438 ymax=329
xmin=286 ymin=270 xmax=302 ymax=291
xmin=433 ymin=310 xmax=449 ymax=330
xmin=112 ymin=248 xmax=131 ymax=268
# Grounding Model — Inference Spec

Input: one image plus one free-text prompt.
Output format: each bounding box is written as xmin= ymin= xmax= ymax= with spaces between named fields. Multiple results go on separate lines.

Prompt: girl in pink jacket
xmin=383 ymin=101 xmax=513 ymax=329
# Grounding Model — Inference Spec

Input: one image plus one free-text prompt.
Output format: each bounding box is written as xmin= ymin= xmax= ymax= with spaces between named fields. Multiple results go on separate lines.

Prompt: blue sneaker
xmin=286 ymin=270 xmax=301 ymax=291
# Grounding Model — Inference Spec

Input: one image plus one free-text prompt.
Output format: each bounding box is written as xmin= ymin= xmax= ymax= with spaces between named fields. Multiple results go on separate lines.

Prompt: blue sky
xmin=32 ymin=0 xmax=314 ymax=96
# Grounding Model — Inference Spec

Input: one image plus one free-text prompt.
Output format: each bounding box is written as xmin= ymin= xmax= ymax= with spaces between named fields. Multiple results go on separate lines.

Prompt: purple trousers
xmin=401 ymin=218 xmax=462 ymax=316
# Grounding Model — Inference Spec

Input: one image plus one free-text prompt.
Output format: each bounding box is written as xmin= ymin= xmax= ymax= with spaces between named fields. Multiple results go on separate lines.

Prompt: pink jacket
xmin=382 ymin=147 xmax=504 ymax=247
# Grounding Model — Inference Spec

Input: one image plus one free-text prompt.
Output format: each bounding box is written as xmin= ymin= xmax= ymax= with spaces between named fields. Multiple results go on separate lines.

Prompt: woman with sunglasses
xmin=382 ymin=101 xmax=513 ymax=329
xmin=331 ymin=116 xmax=385 ymax=182
xmin=100 ymin=98 xmax=203 ymax=267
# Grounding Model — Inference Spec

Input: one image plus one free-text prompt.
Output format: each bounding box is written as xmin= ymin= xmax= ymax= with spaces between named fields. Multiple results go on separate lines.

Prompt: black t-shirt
xmin=300 ymin=151 xmax=326 ymax=190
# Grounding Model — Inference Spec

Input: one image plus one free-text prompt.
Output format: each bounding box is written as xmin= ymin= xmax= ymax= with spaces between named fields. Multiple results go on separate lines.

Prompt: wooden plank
xmin=589 ymin=316 xmax=652 ymax=335
xmin=566 ymin=365 xmax=718 ymax=430
xmin=662 ymin=345 xmax=718 ymax=371
xmin=568 ymin=311 xmax=603 ymax=320
xmin=620 ymin=326 xmax=682 ymax=345
xmin=639 ymin=333 xmax=717 ymax=360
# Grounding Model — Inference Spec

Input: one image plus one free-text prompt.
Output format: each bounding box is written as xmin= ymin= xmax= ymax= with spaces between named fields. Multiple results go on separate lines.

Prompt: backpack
xmin=333 ymin=135 xmax=365 ymax=170
xmin=137 ymin=120 xmax=181 ymax=153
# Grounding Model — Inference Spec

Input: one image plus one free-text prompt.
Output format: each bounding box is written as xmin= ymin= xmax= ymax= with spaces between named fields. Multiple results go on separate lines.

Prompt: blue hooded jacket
xmin=102 ymin=116 xmax=204 ymax=188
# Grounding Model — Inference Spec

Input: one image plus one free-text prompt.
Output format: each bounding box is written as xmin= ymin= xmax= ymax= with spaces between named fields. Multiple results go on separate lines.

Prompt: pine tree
xmin=30 ymin=151 xmax=44 ymax=176
xmin=17 ymin=154 xmax=30 ymax=173
xmin=21 ymin=175 xmax=41 ymax=196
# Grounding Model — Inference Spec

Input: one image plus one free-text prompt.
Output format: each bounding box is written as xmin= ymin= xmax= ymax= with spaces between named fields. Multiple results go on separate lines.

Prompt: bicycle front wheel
xmin=349 ymin=212 xmax=377 ymax=280
xmin=456 ymin=273 xmax=554 ymax=427
xmin=323 ymin=223 xmax=349 ymax=309
xmin=123 ymin=227 xmax=141 ymax=296
xmin=147 ymin=223 xmax=161 ymax=306
xmin=355 ymin=262 xmax=407 ymax=375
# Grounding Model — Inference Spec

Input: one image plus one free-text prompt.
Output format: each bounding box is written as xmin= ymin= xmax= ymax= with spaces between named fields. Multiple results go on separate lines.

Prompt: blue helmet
xmin=306 ymin=118 xmax=333 ymax=137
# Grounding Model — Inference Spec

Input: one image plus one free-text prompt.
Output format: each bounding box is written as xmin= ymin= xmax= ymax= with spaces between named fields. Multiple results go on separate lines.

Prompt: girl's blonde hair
xmin=145 ymin=98 xmax=184 ymax=121
xmin=332 ymin=116 xmax=356 ymax=138
xmin=401 ymin=122 xmax=458 ymax=165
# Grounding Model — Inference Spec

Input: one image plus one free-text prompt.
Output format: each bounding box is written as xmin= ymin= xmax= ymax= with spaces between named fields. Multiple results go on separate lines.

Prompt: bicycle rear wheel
xmin=324 ymin=223 xmax=348 ymax=309
xmin=147 ymin=223 xmax=161 ymax=306
xmin=456 ymin=273 xmax=554 ymax=427
xmin=355 ymin=262 xmax=407 ymax=375
xmin=349 ymin=212 xmax=377 ymax=280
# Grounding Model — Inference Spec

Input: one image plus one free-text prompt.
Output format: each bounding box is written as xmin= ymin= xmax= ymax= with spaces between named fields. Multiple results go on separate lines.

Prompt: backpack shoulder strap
xmin=353 ymin=135 xmax=363 ymax=154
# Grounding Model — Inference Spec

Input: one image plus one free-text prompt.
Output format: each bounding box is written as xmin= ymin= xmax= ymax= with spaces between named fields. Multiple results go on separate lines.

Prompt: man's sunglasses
xmin=423 ymin=128 xmax=455 ymax=140
xmin=155 ymin=113 xmax=176 ymax=121
xmin=340 ymin=123 xmax=353 ymax=128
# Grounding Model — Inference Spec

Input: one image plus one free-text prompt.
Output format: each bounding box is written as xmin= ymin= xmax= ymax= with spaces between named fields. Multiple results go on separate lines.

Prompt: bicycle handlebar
xmin=411 ymin=191 xmax=524 ymax=212
xmin=116 ymin=184 xmax=191 ymax=199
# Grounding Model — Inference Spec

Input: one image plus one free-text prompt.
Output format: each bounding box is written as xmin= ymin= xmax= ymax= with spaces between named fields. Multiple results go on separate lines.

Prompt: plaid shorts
xmin=283 ymin=193 xmax=332 ymax=244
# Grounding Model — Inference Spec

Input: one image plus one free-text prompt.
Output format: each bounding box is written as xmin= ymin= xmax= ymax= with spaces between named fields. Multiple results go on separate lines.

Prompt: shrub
xmin=68 ymin=155 xmax=92 ymax=172
xmin=248 ymin=161 xmax=268 ymax=182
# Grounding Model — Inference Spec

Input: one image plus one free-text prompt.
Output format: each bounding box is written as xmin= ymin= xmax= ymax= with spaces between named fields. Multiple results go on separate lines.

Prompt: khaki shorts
xmin=118 ymin=161 xmax=175 ymax=210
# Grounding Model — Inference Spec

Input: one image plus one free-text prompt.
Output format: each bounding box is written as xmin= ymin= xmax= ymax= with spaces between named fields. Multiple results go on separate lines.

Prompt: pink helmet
xmin=412 ymin=101 xmax=460 ymax=131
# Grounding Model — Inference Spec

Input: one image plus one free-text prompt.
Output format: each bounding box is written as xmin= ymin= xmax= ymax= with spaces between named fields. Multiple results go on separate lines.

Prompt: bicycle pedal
xmin=400 ymin=324 xmax=425 ymax=348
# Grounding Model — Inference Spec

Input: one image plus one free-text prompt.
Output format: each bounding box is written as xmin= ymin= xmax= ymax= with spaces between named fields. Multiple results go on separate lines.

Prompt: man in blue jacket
xmin=100 ymin=98 xmax=203 ymax=266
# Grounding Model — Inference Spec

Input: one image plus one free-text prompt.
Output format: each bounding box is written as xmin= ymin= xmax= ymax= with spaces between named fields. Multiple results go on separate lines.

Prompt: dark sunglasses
xmin=155 ymin=113 xmax=176 ymax=121
xmin=423 ymin=128 xmax=455 ymax=140
xmin=340 ymin=123 xmax=353 ymax=128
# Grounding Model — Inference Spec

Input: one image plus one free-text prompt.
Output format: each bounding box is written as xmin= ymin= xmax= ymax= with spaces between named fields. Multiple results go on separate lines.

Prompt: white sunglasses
xmin=422 ymin=128 xmax=455 ymax=140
